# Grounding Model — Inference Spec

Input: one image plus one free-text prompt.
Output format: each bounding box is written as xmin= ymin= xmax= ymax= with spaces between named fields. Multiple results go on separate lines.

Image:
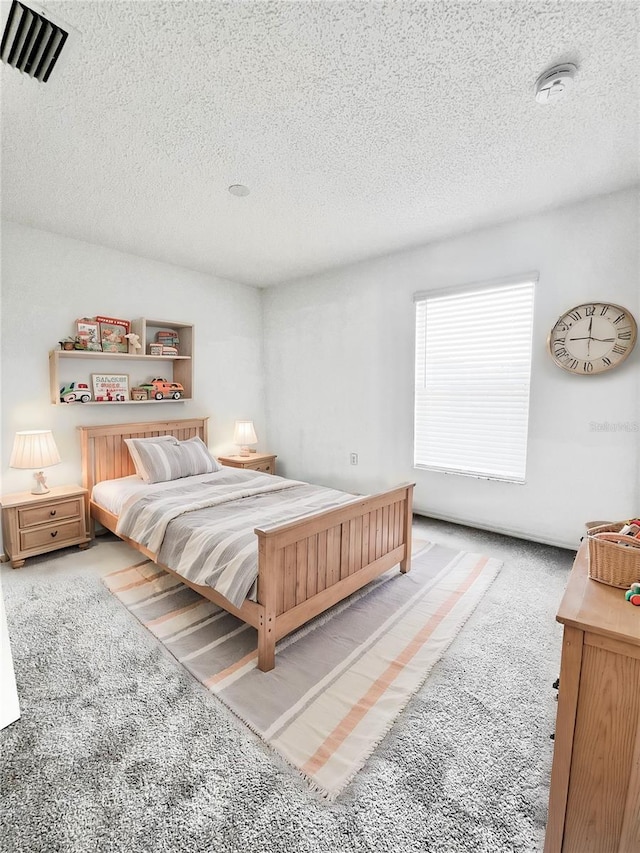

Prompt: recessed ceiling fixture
xmin=228 ymin=184 xmax=250 ymax=197
xmin=534 ymin=63 xmax=578 ymax=104
xmin=0 ymin=0 xmax=73 ymax=82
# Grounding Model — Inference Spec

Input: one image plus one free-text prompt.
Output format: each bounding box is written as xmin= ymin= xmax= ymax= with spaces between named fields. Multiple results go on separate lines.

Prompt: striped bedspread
xmin=116 ymin=469 xmax=357 ymax=607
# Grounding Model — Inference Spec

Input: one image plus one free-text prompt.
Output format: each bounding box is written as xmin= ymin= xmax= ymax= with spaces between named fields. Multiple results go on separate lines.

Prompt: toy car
xmin=140 ymin=378 xmax=184 ymax=400
xmin=60 ymin=382 xmax=92 ymax=403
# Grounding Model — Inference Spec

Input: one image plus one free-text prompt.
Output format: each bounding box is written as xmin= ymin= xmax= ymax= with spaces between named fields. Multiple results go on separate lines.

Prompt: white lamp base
xmin=31 ymin=472 xmax=50 ymax=495
xmin=239 ymin=446 xmax=250 ymax=457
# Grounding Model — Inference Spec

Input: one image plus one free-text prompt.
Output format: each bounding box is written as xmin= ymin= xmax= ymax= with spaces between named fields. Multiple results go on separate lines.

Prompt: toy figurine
xmin=34 ymin=471 xmax=47 ymax=490
xmin=624 ymin=582 xmax=640 ymax=605
xmin=125 ymin=332 xmax=142 ymax=354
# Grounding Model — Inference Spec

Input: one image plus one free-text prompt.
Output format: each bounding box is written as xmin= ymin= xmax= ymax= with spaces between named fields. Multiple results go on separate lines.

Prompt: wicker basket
xmin=587 ymin=522 xmax=640 ymax=588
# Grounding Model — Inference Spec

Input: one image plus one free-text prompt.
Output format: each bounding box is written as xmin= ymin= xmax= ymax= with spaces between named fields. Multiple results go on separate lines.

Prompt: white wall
xmin=1 ymin=222 xmax=266 ymax=499
xmin=263 ymin=188 xmax=640 ymax=549
xmin=2 ymin=191 xmax=638 ymax=552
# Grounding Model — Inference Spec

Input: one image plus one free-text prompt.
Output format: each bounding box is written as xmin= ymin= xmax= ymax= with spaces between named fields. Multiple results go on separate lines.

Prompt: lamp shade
xmin=10 ymin=430 xmax=61 ymax=469
xmin=233 ymin=421 xmax=257 ymax=457
xmin=233 ymin=420 xmax=258 ymax=447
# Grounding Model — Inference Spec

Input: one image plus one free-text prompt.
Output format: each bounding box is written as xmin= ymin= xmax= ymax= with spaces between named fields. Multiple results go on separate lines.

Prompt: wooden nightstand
xmin=1 ymin=485 xmax=91 ymax=568
xmin=218 ymin=452 xmax=277 ymax=475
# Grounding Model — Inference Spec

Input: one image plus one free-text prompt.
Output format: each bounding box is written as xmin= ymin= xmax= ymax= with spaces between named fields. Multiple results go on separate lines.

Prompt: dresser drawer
xmin=18 ymin=498 xmax=82 ymax=528
xmin=20 ymin=519 xmax=85 ymax=552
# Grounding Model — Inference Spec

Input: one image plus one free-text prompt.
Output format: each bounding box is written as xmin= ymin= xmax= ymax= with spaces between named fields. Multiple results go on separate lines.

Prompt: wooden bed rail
xmin=254 ymin=483 xmax=414 ymax=670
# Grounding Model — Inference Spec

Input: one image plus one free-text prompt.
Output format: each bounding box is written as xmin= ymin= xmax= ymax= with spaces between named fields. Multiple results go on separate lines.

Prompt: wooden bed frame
xmin=79 ymin=417 xmax=414 ymax=672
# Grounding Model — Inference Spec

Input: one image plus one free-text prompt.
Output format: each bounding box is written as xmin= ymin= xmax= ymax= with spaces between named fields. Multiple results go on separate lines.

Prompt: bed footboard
xmin=254 ymin=483 xmax=414 ymax=671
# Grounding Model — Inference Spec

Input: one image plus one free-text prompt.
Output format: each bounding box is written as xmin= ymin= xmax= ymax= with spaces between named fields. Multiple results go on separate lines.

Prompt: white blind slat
xmin=414 ymin=279 xmax=535 ymax=482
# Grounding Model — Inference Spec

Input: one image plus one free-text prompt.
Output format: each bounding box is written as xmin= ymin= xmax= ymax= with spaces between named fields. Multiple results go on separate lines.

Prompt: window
xmin=414 ymin=276 xmax=536 ymax=483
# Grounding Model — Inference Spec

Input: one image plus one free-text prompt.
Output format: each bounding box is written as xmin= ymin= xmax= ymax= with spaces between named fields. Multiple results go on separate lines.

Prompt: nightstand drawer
xmin=252 ymin=462 xmax=273 ymax=473
xmin=20 ymin=519 xmax=85 ymax=552
xmin=18 ymin=498 xmax=82 ymax=528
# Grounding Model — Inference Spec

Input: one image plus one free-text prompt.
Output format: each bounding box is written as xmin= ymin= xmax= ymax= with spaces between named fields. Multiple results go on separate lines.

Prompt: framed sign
xmin=91 ymin=374 xmax=129 ymax=402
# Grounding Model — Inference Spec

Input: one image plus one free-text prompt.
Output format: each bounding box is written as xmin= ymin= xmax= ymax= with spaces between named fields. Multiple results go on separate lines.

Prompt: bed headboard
xmin=78 ymin=417 xmax=209 ymax=495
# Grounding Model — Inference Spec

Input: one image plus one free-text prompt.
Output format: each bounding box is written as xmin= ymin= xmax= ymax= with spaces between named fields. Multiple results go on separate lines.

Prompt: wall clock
xmin=548 ymin=302 xmax=637 ymax=375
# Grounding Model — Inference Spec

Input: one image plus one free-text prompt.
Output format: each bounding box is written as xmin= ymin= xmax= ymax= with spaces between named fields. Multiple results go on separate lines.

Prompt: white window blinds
xmin=414 ymin=277 xmax=536 ymax=483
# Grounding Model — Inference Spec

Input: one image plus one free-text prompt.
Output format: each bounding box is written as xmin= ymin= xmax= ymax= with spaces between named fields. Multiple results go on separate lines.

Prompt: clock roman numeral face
xmin=548 ymin=303 xmax=637 ymax=374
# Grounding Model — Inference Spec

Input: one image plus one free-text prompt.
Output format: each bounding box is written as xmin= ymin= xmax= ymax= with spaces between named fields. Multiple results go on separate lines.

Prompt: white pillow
xmin=124 ymin=435 xmax=178 ymax=482
xmin=127 ymin=435 xmax=221 ymax=484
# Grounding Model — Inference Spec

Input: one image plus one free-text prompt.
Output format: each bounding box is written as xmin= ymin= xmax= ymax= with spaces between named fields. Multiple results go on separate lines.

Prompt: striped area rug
xmin=103 ymin=542 xmax=501 ymax=799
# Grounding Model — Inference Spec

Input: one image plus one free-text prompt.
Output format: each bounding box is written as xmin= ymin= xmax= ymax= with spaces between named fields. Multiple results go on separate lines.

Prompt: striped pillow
xmin=124 ymin=435 xmax=178 ymax=481
xmin=127 ymin=436 xmax=221 ymax=484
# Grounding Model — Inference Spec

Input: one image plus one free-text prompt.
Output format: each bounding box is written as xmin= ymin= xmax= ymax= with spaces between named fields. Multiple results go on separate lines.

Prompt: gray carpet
xmin=0 ymin=518 xmax=575 ymax=853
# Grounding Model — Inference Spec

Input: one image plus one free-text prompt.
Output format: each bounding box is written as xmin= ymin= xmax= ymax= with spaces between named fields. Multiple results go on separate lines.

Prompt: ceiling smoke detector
xmin=534 ymin=63 xmax=578 ymax=104
xmin=0 ymin=0 xmax=74 ymax=83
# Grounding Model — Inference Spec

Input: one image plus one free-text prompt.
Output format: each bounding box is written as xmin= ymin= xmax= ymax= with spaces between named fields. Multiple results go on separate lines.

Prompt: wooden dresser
xmin=544 ymin=541 xmax=640 ymax=852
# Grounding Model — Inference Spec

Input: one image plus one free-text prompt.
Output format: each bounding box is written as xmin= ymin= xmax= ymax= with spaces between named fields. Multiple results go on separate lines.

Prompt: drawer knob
xmin=50 ymin=509 xmax=57 ymax=516
xmin=50 ymin=530 xmax=58 ymax=538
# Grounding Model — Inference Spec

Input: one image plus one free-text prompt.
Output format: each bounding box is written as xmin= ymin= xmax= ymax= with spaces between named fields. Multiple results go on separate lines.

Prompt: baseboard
xmin=413 ymin=508 xmax=577 ymax=551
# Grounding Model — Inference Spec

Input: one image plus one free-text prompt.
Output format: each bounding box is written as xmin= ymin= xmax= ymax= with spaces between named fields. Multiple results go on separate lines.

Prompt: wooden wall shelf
xmin=50 ymin=318 xmax=193 ymax=406
xmin=52 ymin=350 xmax=191 ymax=361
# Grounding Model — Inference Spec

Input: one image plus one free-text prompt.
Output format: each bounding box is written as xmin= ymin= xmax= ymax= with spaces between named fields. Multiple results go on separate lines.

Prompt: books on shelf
xmin=96 ymin=316 xmax=130 ymax=353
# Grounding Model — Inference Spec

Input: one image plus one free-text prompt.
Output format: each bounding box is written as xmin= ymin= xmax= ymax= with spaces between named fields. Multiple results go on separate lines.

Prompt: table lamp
xmin=233 ymin=420 xmax=257 ymax=457
xmin=9 ymin=430 xmax=61 ymax=494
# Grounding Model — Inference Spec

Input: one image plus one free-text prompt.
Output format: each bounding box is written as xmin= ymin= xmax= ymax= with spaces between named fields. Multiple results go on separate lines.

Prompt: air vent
xmin=1 ymin=0 xmax=70 ymax=82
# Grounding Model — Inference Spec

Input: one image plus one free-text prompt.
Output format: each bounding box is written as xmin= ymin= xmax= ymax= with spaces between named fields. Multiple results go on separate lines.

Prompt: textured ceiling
xmin=1 ymin=1 xmax=639 ymax=286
